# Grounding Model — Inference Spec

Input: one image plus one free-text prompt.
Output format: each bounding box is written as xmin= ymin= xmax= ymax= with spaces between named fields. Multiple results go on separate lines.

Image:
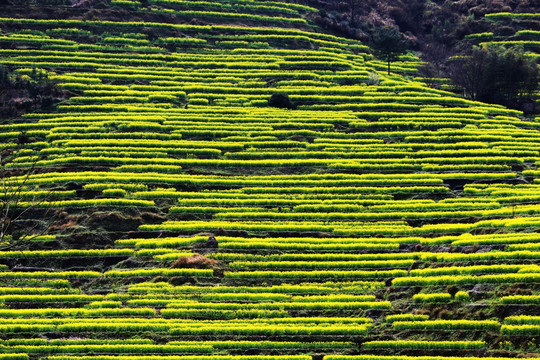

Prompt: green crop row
xmin=163 ymin=292 xmax=292 ymax=302
xmin=212 ymin=206 xmax=539 ymax=221
xmin=162 ymin=301 xmax=388 ymax=312
xmin=0 ymin=308 xmax=155 ymax=317
xmin=1 ymin=344 xmax=211 ymax=354
xmin=13 ymin=158 xmax=478 ymax=171
xmin=104 ymin=269 xmax=213 ymax=278
xmin=225 ymin=270 xmax=407 ymax=280
xmin=411 ymin=291 xmax=469 ymax=303
xmin=324 ymin=356 xmax=522 ymax=360
xmin=239 ymin=186 xmax=449 ymax=195
xmin=159 ymin=309 xmax=289 ymax=320
xmin=0 ymin=271 xmax=101 ymax=279
xmin=127 ymin=281 xmax=383 ymax=295
xmin=504 ymin=316 xmax=540 ymax=325
xmin=409 ymin=264 xmax=526 ymax=277
xmin=225 ymin=150 xmax=530 ymax=161
xmin=207 ymin=251 xmax=422 ymax=263
xmin=486 ymin=13 xmax=540 ymax=19
xmin=0 ymin=295 xmax=104 ymax=303
xmin=149 ymin=0 xmax=315 ymax=14
xmin=0 ymin=268 xmax=212 ymax=279
xmin=385 ymin=314 xmax=429 ymax=323
xmin=49 ymin=357 xmax=310 ymax=360
xmin=0 ymin=35 xmax=75 ymax=45
xmin=0 ymin=249 xmax=133 ymax=258
xmin=0 ymin=287 xmax=76 ymax=295
xmin=0 ymin=318 xmax=370 ymax=335
xmin=228 ymin=260 xmax=415 ymax=270
xmin=464 ymin=32 xmax=494 ymax=40
xmin=500 ymin=295 xmax=540 ymax=304
xmin=15 ymin=199 xmax=155 ymax=208
xmin=147 ymin=8 xmax=308 ymax=25
xmin=427 ymin=251 xmax=540 ymax=262
xmin=500 ymin=324 xmax=540 ymax=336
xmin=362 ymin=340 xmax=485 ymax=349
xmin=393 ymin=320 xmax=500 ymax=331
xmin=450 ymin=232 xmax=540 ymax=246
xmin=0 ymin=339 xmax=155 ymax=346
xmin=182 ymin=340 xmax=355 ymax=350
xmin=168 ymin=324 xmax=370 ymax=336
xmin=0 ymin=355 xmax=28 ymax=360
xmin=393 ymin=273 xmax=540 ymax=286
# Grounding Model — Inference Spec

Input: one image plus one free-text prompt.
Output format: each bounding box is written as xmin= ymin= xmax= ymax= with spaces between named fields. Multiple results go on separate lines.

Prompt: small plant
xmin=455 ymin=291 xmax=470 ymax=301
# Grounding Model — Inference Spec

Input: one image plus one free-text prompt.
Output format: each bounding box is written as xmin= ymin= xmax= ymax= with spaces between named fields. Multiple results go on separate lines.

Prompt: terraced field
xmin=0 ymin=1 xmax=539 ymax=359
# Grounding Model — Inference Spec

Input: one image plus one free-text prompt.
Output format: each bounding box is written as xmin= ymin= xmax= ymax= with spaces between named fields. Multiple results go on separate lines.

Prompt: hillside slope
xmin=306 ymin=0 xmax=539 ymax=47
xmin=0 ymin=1 xmax=540 ymax=359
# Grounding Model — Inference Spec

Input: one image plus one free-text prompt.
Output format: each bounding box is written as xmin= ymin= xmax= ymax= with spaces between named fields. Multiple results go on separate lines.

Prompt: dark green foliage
xmin=268 ymin=92 xmax=293 ymax=109
xmin=371 ymin=26 xmax=409 ymax=75
xmin=448 ymin=45 xmax=538 ymax=110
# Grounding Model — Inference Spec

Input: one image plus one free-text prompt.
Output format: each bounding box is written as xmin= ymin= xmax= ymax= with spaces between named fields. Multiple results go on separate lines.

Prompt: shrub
xmin=268 ymin=93 xmax=293 ymax=109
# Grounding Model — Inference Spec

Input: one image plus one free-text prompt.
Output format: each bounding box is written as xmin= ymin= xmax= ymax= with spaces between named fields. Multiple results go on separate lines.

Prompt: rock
xmin=115 ymin=258 xmax=143 ymax=269
xmin=64 ymin=181 xmax=82 ymax=190
xmin=399 ymin=243 xmax=417 ymax=251
xmin=171 ymin=255 xmax=216 ymax=269
xmin=365 ymin=309 xmax=385 ymax=319
xmin=86 ymin=211 xmax=142 ymax=232
xmin=466 ymin=302 xmax=489 ymax=309
xmin=12 ymin=266 xmax=54 ymax=272
xmin=87 ymin=289 xmax=111 ymax=295
xmin=387 ymin=293 xmax=403 ymax=301
xmin=470 ymin=284 xmax=493 ymax=297
xmin=205 ymin=234 xmax=218 ymax=249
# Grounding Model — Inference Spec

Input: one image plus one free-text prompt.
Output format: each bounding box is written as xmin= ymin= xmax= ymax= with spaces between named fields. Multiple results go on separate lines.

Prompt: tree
xmin=371 ymin=26 xmax=409 ymax=75
xmin=494 ymin=46 xmax=538 ymax=108
xmin=0 ymin=153 xmax=54 ymax=250
xmin=447 ymin=48 xmax=490 ymax=101
xmin=419 ymin=43 xmax=452 ymax=80
xmin=341 ymin=0 xmax=361 ymax=25
xmin=448 ymin=45 xmax=538 ymax=110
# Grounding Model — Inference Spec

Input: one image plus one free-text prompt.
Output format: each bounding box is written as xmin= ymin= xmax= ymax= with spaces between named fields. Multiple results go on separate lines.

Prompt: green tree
xmin=371 ymin=26 xmax=409 ymax=75
xmin=448 ymin=45 xmax=538 ymax=110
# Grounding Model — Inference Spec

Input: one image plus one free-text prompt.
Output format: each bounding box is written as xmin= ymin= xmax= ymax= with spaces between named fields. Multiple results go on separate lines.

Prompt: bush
xmin=268 ymin=93 xmax=293 ymax=109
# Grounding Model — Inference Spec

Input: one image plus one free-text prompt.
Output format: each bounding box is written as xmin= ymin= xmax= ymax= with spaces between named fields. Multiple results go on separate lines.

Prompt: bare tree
xmin=0 ymin=153 xmax=54 ymax=250
xmin=447 ymin=47 xmax=491 ymax=101
xmin=420 ymin=43 xmax=451 ymax=80
xmin=344 ymin=0 xmax=360 ymax=25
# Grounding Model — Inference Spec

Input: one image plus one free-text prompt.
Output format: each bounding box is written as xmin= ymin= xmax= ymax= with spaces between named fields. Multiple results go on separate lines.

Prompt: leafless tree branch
xmin=0 ymin=154 xmax=56 ymax=250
